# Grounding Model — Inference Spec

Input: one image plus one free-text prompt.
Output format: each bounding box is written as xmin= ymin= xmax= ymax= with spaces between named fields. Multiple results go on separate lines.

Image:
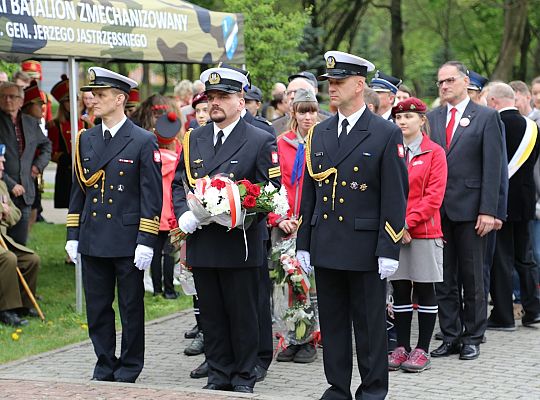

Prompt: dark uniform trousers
xmin=297 ymin=110 xmax=408 ymax=400
xmin=82 ymin=255 xmax=144 ymax=381
xmin=67 ymin=119 xmax=163 ymax=383
xmin=173 ymin=118 xmax=280 ymax=389
xmin=490 ymin=221 xmax=540 ymax=325
xmin=0 ymin=247 xmax=39 ymax=311
xmin=315 ymin=267 xmax=387 ymax=400
xmin=437 ymin=217 xmax=486 ymax=344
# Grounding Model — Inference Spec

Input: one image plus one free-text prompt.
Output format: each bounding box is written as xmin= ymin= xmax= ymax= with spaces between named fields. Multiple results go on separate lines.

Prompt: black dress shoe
xmin=486 ymin=320 xmax=516 ymax=331
xmin=184 ymin=324 xmax=200 ymax=339
xmin=459 ymin=344 xmax=480 ymax=360
xmin=190 ymin=360 xmax=208 ymax=379
xmin=91 ymin=376 xmax=114 ymax=382
xmin=0 ymin=310 xmax=29 ymax=327
xmin=203 ymin=383 xmax=231 ymax=391
xmin=184 ymin=332 xmax=204 ymax=356
xmin=254 ymin=364 xmax=267 ymax=382
xmin=115 ymin=378 xmax=136 ymax=383
xmin=522 ymin=313 xmax=540 ymax=327
xmin=430 ymin=341 xmax=460 ymax=358
xmin=162 ymin=291 xmax=179 ymax=300
xmin=233 ymin=385 xmax=253 ymax=393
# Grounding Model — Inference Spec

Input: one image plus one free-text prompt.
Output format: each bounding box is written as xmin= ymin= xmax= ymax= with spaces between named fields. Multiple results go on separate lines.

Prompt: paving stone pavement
xmin=0 ymin=309 xmax=539 ymax=400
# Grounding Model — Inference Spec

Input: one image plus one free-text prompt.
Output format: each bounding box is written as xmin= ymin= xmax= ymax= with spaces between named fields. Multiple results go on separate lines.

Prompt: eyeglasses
xmin=436 ymin=76 xmax=462 ymax=87
xmin=0 ymin=94 xmax=22 ymax=100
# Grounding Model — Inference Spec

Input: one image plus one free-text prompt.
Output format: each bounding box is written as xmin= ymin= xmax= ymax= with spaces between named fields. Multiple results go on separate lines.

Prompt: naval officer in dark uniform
xmin=65 ymin=67 xmax=162 ymax=383
xmin=296 ymin=51 xmax=408 ymax=400
xmin=172 ymin=67 xmax=280 ymax=394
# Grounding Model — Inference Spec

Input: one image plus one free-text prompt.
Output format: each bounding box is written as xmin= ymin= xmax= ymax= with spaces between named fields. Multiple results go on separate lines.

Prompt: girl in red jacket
xmin=387 ymin=98 xmax=447 ymax=372
xmin=269 ymin=88 xmax=319 ymax=364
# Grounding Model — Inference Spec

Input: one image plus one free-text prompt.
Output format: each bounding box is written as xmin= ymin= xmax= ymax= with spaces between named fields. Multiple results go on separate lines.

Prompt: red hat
xmin=51 ymin=74 xmax=70 ymax=102
xmin=127 ymin=88 xmax=140 ymax=107
xmin=23 ymin=80 xmax=44 ymax=106
xmin=391 ymin=97 xmax=427 ymax=117
xmin=191 ymin=92 xmax=208 ymax=108
xmin=21 ymin=60 xmax=42 ymax=80
xmin=155 ymin=112 xmax=181 ymax=144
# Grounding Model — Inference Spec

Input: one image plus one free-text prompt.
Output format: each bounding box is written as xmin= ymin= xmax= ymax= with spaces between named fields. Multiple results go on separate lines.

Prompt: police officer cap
xmin=293 ymin=88 xmax=318 ymax=104
xmin=318 ymin=51 xmax=375 ymax=81
xmin=467 ymin=70 xmax=489 ymax=91
xmin=155 ymin=112 xmax=181 ymax=143
xmin=370 ymin=71 xmax=402 ymax=94
xmin=81 ymin=67 xmax=137 ymax=94
xmin=218 ymin=62 xmax=251 ymax=90
xmin=200 ymin=67 xmax=250 ymax=94
xmin=288 ymin=71 xmax=318 ymax=88
xmin=245 ymin=85 xmax=263 ymax=102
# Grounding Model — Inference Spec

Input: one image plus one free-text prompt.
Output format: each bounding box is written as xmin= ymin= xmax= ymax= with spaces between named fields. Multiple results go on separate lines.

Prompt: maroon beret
xmin=391 ymin=97 xmax=427 ymax=117
xmin=192 ymin=92 xmax=208 ymax=108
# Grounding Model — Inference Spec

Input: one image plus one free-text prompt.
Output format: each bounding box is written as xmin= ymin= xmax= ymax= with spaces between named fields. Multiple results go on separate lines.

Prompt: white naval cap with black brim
xmin=80 ymin=67 xmax=138 ymax=94
xmin=318 ymin=51 xmax=375 ymax=81
xmin=200 ymin=67 xmax=249 ymax=94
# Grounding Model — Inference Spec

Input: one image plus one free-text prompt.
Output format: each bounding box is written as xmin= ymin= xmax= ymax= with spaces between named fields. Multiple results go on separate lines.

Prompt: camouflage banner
xmin=0 ymin=0 xmax=244 ymax=63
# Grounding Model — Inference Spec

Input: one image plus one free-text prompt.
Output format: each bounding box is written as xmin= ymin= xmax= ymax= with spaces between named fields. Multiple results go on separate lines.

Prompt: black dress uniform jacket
xmin=297 ymin=109 xmax=408 ymax=270
xmin=172 ymin=118 xmax=280 ymax=268
xmin=243 ymin=111 xmax=276 ymax=136
xmin=67 ymin=119 xmax=163 ymax=255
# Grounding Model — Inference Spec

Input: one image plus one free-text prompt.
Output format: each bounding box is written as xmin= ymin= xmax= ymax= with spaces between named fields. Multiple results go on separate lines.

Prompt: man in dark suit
xmin=485 ymin=82 xmax=540 ymax=329
xmin=428 ymin=61 xmax=503 ymax=361
xmin=0 ymin=82 xmax=51 ymax=245
xmin=172 ymin=67 xmax=280 ymax=394
xmin=297 ymin=51 xmax=408 ymax=400
xmin=65 ymin=67 xmax=163 ymax=383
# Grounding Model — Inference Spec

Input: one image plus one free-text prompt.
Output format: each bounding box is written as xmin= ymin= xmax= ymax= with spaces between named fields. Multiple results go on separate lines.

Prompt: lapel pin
xmin=315 ymin=152 xmax=324 ymax=157
xmin=117 ymin=184 xmax=124 ymax=192
xmin=359 ymin=183 xmax=368 ymax=191
xmin=459 ymin=117 xmax=470 ymax=127
xmin=194 ymin=159 xmax=203 ymax=164
xmin=230 ymin=160 xmax=238 ymax=164
xmin=350 ymin=182 xmax=359 ymax=190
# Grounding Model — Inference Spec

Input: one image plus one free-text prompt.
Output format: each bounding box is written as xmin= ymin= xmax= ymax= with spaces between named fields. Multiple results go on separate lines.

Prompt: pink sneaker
xmin=401 ymin=348 xmax=431 ymax=372
xmin=388 ymin=346 xmax=409 ymax=371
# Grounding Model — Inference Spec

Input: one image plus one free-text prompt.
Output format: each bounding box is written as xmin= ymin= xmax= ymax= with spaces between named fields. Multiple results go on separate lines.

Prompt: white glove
xmin=65 ymin=240 xmax=79 ymax=263
xmin=134 ymin=244 xmax=154 ymax=271
xmin=178 ymin=211 xmax=199 ymax=234
xmin=378 ymin=257 xmax=399 ymax=280
xmin=296 ymin=250 xmax=313 ymax=274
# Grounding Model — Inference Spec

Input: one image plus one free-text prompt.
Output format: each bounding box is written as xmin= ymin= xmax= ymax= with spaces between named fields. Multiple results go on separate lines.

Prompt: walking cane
xmin=0 ymin=234 xmax=45 ymax=321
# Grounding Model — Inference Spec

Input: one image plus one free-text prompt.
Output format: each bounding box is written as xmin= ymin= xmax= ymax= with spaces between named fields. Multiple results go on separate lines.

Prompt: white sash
xmin=508 ymin=117 xmax=538 ymax=179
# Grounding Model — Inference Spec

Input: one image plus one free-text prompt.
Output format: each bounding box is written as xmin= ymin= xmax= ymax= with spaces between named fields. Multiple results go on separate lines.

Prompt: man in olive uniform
xmin=0 ymin=144 xmax=40 ymax=327
xmin=172 ymin=67 xmax=280 ymax=393
xmin=297 ymin=51 xmax=408 ymax=400
xmin=65 ymin=67 xmax=162 ymax=383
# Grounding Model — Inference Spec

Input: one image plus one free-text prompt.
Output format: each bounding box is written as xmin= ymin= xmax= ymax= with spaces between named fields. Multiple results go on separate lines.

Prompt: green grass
xmin=0 ymin=223 xmax=192 ymax=364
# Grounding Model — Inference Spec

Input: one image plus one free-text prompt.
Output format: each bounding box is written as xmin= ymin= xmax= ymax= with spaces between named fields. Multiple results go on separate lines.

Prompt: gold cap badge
xmin=88 ymin=69 xmax=96 ymax=83
xmin=326 ymin=56 xmax=336 ymax=69
xmin=209 ymin=72 xmax=221 ymax=85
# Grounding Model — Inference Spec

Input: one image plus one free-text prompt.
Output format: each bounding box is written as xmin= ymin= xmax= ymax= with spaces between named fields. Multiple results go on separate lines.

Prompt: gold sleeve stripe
xmin=140 ymin=218 xmax=160 ymax=227
xmin=140 ymin=223 xmax=160 ymax=231
xmin=268 ymin=166 xmax=280 ymax=173
xmin=269 ymin=172 xmax=281 ymax=178
xmin=66 ymin=214 xmax=80 ymax=227
xmin=139 ymin=226 xmax=159 ymax=235
xmin=66 ymin=222 xmax=79 ymax=227
xmin=385 ymin=222 xmax=404 ymax=243
xmin=67 ymin=213 xmax=80 ymax=218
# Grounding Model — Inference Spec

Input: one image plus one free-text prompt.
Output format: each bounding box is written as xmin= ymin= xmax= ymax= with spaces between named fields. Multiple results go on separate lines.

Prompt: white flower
xmin=272 ymin=186 xmax=289 ymax=216
xmin=290 ymin=274 xmax=303 ymax=283
xmin=204 ymin=187 xmax=230 ymax=216
xmin=264 ymin=182 xmax=276 ymax=194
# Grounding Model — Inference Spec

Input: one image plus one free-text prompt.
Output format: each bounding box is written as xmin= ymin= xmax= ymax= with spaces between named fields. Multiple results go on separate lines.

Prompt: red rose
xmin=243 ymin=195 xmax=257 ymax=208
xmin=211 ymin=179 xmax=226 ymax=190
xmin=296 ymin=294 xmax=307 ymax=302
xmin=247 ymin=184 xmax=261 ymax=197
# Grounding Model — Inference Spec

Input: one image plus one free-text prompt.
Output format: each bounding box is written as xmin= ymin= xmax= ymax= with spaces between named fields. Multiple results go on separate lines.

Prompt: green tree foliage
xmin=222 ymin=0 xmax=309 ymax=96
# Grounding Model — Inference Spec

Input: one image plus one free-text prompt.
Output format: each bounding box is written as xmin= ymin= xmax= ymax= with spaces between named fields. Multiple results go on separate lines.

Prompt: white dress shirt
xmin=213 ymin=117 xmax=241 ymax=146
xmin=102 ymin=115 xmax=127 ymax=139
xmin=337 ymin=105 xmax=366 ymax=137
xmin=446 ymin=96 xmax=470 ymax=139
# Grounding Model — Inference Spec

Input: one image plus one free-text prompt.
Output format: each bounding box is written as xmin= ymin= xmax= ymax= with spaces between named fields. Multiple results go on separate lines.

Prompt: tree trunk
xmin=142 ymin=63 xmax=150 ymax=100
xmin=390 ymin=0 xmax=404 ymax=78
xmin=491 ymin=0 xmax=528 ymax=81
xmin=161 ymin=64 xmax=168 ymax=95
xmin=517 ymin=19 xmax=530 ymax=81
